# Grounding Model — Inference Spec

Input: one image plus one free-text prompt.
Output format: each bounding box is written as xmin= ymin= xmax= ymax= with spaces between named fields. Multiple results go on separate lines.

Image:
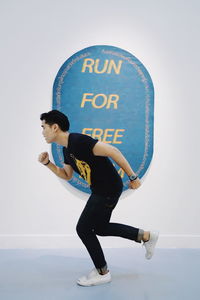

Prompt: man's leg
xmin=94 ymin=194 xmax=144 ymax=243
xmin=76 ymin=194 xmax=113 ymax=286
xmin=76 ymin=194 xmax=108 ymax=271
xmin=93 ymin=195 xmax=159 ymax=260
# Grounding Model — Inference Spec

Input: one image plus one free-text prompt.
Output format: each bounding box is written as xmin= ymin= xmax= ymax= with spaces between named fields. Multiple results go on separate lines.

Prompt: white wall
xmin=0 ymin=0 xmax=199 ymax=249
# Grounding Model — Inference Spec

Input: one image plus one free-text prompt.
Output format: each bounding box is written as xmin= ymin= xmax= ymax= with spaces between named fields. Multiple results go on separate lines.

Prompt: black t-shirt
xmin=62 ymin=133 xmax=123 ymax=197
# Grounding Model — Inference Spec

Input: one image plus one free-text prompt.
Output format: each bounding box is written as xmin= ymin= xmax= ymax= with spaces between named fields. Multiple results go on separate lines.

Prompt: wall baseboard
xmin=0 ymin=234 xmax=199 ymax=249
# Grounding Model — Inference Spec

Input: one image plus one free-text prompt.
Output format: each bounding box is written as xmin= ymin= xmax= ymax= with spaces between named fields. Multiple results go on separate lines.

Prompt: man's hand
xmin=38 ymin=152 xmax=49 ymax=165
xmin=129 ymin=178 xmax=141 ymax=189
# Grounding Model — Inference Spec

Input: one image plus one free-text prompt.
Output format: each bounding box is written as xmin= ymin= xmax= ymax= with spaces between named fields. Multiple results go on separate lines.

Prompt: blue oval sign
xmin=52 ymin=45 xmax=154 ymax=194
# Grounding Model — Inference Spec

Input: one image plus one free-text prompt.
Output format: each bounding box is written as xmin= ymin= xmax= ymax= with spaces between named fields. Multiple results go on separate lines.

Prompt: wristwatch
xmin=129 ymin=174 xmax=138 ymax=181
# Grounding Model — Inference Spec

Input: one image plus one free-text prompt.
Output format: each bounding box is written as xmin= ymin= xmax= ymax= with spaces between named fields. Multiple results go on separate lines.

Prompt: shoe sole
xmin=145 ymin=231 xmax=159 ymax=260
xmin=77 ymin=279 xmax=111 ymax=287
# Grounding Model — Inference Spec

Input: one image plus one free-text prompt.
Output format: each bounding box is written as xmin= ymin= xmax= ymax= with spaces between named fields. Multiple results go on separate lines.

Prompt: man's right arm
xmin=46 ymin=162 xmax=73 ymax=180
xmin=38 ymin=151 xmax=73 ymax=180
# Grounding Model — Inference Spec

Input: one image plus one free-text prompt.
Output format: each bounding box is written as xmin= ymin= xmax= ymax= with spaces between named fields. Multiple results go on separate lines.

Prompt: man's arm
xmin=38 ymin=151 xmax=73 ymax=180
xmin=92 ymin=142 xmax=141 ymax=189
xmin=46 ymin=162 xmax=73 ymax=180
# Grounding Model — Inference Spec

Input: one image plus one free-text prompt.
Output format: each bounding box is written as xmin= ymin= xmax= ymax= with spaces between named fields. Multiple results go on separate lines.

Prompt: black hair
xmin=40 ymin=110 xmax=70 ymax=132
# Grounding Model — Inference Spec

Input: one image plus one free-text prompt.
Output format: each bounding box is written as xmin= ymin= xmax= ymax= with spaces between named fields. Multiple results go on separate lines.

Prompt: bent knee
xmin=95 ymin=226 xmax=107 ymax=236
xmin=76 ymin=222 xmax=93 ymax=238
xmin=76 ymin=222 xmax=84 ymax=236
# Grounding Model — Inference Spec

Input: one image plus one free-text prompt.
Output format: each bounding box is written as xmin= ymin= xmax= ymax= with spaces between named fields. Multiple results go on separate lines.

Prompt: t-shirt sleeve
xmin=62 ymin=147 xmax=70 ymax=164
xmin=78 ymin=134 xmax=98 ymax=155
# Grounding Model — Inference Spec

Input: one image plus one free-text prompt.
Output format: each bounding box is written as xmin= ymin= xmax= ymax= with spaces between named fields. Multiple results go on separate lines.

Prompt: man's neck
xmin=54 ymin=131 xmax=70 ymax=147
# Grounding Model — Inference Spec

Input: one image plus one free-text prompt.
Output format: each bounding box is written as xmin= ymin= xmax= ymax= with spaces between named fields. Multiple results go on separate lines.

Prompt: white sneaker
xmin=143 ymin=231 xmax=159 ymax=259
xmin=77 ymin=268 xmax=111 ymax=287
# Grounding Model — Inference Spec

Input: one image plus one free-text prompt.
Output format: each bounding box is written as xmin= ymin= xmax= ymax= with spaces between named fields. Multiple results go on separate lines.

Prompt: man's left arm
xmin=92 ymin=141 xmax=141 ymax=189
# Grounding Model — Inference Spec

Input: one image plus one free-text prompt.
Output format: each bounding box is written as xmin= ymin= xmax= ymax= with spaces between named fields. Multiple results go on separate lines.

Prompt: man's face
xmin=41 ymin=120 xmax=56 ymax=144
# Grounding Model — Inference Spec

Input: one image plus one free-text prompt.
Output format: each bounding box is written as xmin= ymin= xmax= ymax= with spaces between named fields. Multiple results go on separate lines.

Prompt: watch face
xmin=130 ymin=175 xmax=137 ymax=181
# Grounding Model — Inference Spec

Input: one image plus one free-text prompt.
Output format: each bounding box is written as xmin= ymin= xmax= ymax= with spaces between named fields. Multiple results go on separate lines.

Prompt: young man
xmin=38 ymin=110 xmax=159 ymax=287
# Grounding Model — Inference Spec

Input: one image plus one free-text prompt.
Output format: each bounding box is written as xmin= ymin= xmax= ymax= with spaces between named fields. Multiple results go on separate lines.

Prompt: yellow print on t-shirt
xmin=72 ymin=156 xmax=91 ymax=185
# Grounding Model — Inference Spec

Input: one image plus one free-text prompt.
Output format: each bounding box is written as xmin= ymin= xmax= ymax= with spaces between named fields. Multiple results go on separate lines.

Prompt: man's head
xmin=40 ymin=110 xmax=70 ymax=143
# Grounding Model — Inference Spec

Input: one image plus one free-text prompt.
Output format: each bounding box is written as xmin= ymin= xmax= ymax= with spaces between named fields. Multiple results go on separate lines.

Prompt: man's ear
xmin=52 ymin=123 xmax=59 ymax=132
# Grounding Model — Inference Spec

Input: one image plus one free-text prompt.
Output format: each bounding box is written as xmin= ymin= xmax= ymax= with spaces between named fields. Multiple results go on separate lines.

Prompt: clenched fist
xmin=38 ymin=152 xmax=49 ymax=165
xmin=129 ymin=177 xmax=141 ymax=189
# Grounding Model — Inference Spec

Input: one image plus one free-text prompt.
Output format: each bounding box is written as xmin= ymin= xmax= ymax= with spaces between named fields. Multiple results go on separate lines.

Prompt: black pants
xmin=76 ymin=193 xmax=140 ymax=269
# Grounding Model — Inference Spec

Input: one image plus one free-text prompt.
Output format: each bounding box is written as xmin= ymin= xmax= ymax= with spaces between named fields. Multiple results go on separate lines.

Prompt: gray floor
xmin=0 ymin=248 xmax=200 ymax=300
